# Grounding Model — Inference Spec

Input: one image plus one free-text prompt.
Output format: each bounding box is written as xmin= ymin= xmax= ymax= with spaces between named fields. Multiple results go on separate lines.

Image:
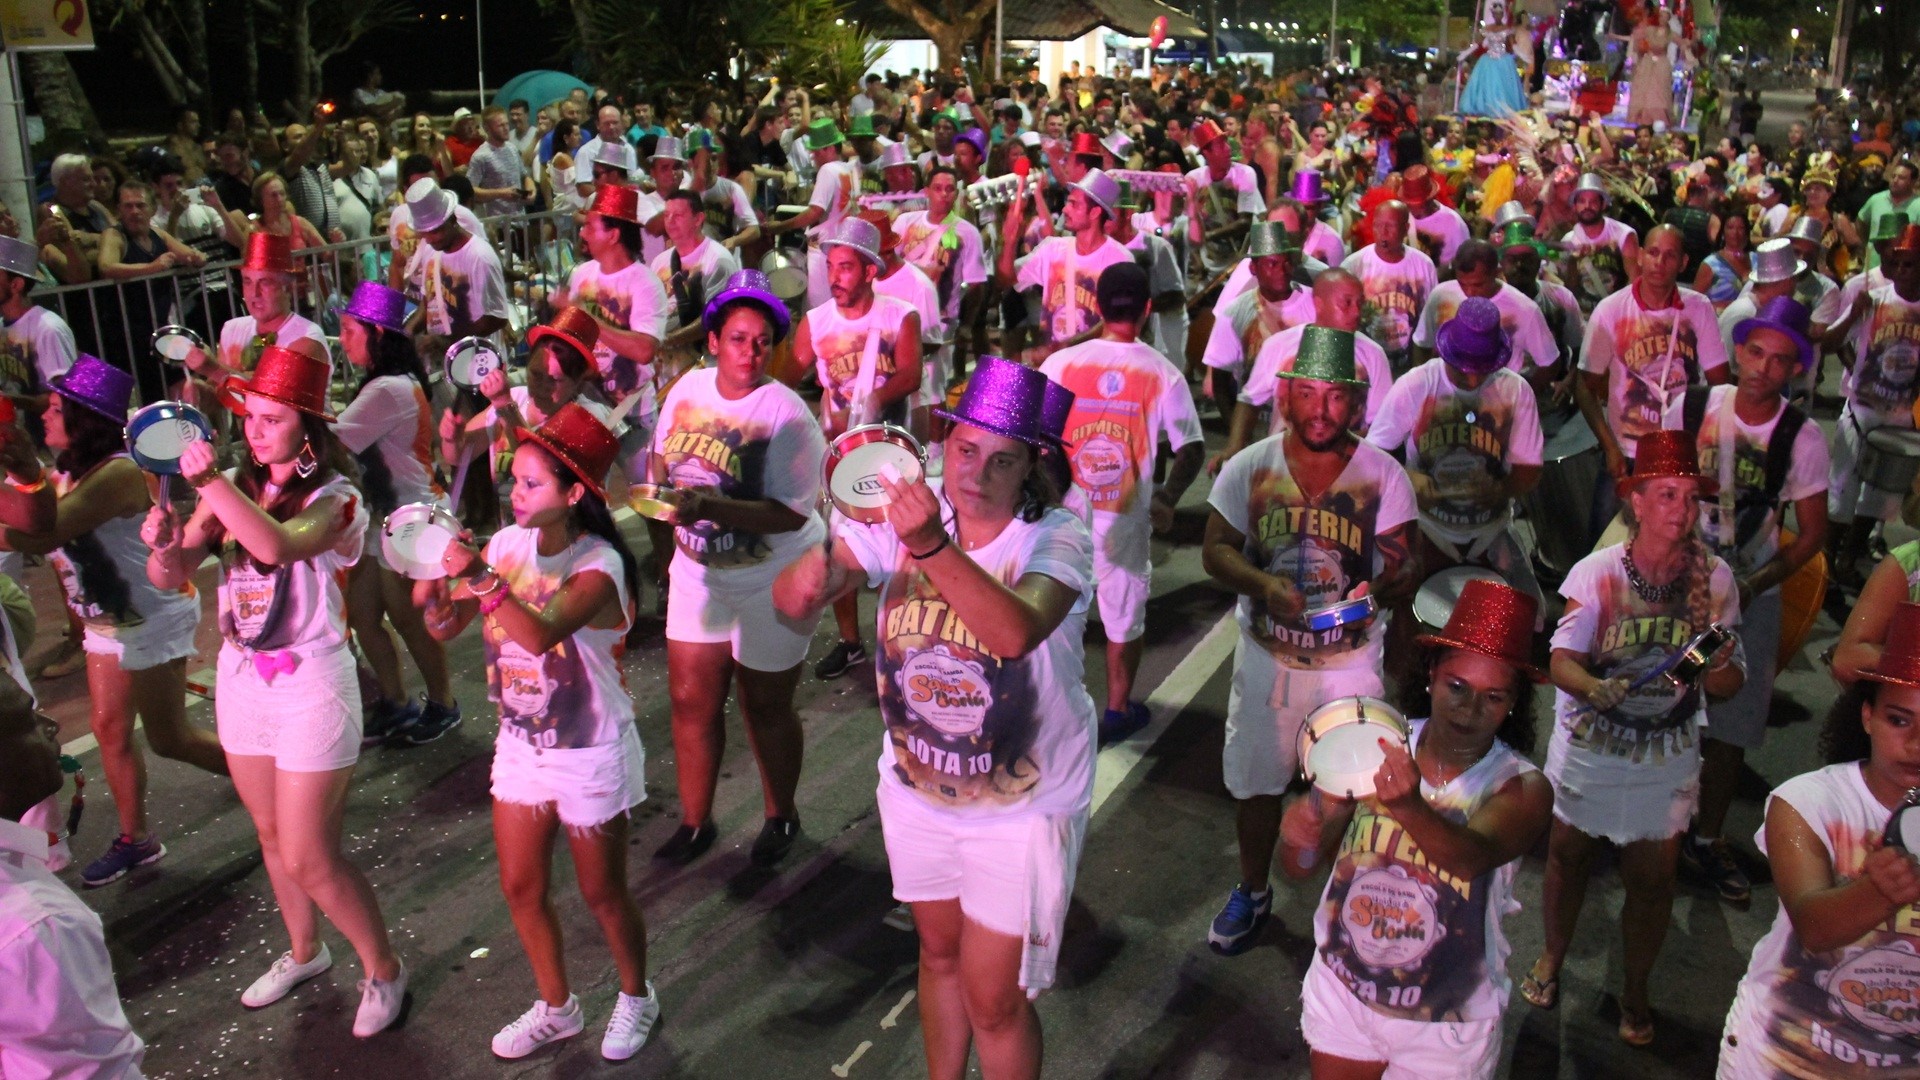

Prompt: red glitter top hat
xmin=1861 ymin=603 xmax=1920 ymax=690
xmin=1399 ymin=165 xmax=1436 ymax=206
xmin=588 ymin=183 xmax=641 ymax=224
xmin=1188 ymin=118 xmax=1225 ymax=151
xmin=1416 ymin=578 xmax=1545 ymax=681
xmin=241 ymin=231 xmax=295 ymax=275
xmin=514 ymin=402 xmax=619 ymax=500
xmin=1070 ymin=132 xmax=1103 ymax=159
xmin=224 ymin=344 xmax=335 ymax=421
xmin=1620 ymin=429 xmax=1717 ymax=498
xmin=527 ymin=306 xmax=601 ymax=365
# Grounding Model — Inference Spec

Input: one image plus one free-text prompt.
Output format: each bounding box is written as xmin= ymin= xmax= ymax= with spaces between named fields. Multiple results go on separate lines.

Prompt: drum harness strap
xmin=1680 ymin=387 xmax=1808 ymax=557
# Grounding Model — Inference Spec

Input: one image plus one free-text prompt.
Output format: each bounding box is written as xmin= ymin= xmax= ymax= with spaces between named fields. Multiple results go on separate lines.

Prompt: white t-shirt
xmin=807 ymin=160 xmax=864 ymax=242
xmin=1186 ymin=162 xmax=1267 ymax=273
xmin=217 ymin=313 xmax=327 ymax=374
xmin=1411 ymin=281 xmax=1560 ymax=374
xmin=892 ymin=210 xmax=989 ymax=331
xmin=1366 ymin=358 xmax=1543 ymax=546
xmin=1312 ymin=722 xmax=1536 ymax=1023
xmin=1559 ymin=216 xmax=1638 ymax=313
xmin=1408 ymin=203 xmax=1472 ymax=266
xmin=1208 ymin=434 xmax=1416 ymax=670
xmin=1202 ymin=285 xmax=1318 ymax=380
xmin=693 ymin=178 xmax=759 ymax=243
xmin=1578 ymin=284 xmax=1729 ymax=457
xmin=1841 ymin=282 xmax=1920 ymax=428
xmin=649 ymin=239 xmax=740 ymax=337
xmin=1724 ymin=762 xmax=1920 ymax=1078
xmin=216 ymin=473 xmax=367 ymax=654
xmin=1014 ymin=235 xmax=1135 ymax=347
xmin=875 ymin=263 xmax=945 ymax=409
xmin=335 ymin=374 xmax=439 ymax=515
xmin=564 ymin=257 xmax=672 ymax=424
xmin=1550 ymin=543 xmax=1741 ymax=764
xmin=1756 ymin=201 xmax=1791 ymax=239
xmin=406 ymin=234 xmax=511 ymax=341
xmin=1040 ymin=339 xmax=1203 ymax=571
xmin=1341 ymin=245 xmax=1439 ymax=360
xmin=650 ymin=368 xmax=826 ymax=585
xmin=0 ymin=306 xmax=75 ymax=395
xmin=387 ymin=202 xmax=486 ymax=275
xmin=481 ymin=527 xmax=634 ymax=751
xmin=1533 ymin=279 xmax=1586 ymax=357
xmin=807 ymin=294 xmax=919 ymax=426
xmin=1692 ymin=384 xmax=1829 ymax=576
xmin=835 ymin=488 xmax=1098 ymax=820
xmin=1302 ymin=219 xmax=1345 ymax=267
xmin=1241 ymin=324 xmax=1395 ymax=432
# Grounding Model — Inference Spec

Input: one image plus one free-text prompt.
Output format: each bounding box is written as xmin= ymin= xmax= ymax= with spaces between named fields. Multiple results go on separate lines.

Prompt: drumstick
xmin=448 ymin=442 xmax=479 ymax=515
xmin=1185 ymin=264 xmax=1238 ymax=314
xmin=609 ymin=388 xmax=648 ymax=426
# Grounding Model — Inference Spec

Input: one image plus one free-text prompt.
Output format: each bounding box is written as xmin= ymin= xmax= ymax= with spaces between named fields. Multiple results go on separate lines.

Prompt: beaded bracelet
xmin=479 ymin=585 xmax=511 ymax=617
xmin=467 ymin=569 xmax=503 ymax=598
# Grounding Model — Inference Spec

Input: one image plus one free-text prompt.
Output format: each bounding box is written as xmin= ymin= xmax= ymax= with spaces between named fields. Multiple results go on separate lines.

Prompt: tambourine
xmin=379 ymin=502 xmax=464 ymax=580
xmin=126 ymin=401 xmax=213 ymax=475
xmin=1665 ymin=623 xmax=1736 ymax=689
xmin=150 ymin=324 xmax=209 ymax=365
xmin=1297 ymin=696 xmax=1411 ymax=800
xmin=626 ymin=483 xmax=677 ymax=522
xmin=1304 ymin=595 xmax=1377 ymax=633
xmin=1109 ymin=169 xmax=1188 ymax=193
xmin=1888 ymin=791 xmax=1920 ymax=852
xmin=965 ymin=174 xmax=1022 ymax=210
xmin=825 ymin=424 xmax=924 ymax=524
xmin=444 ymin=336 xmax=505 ymax=392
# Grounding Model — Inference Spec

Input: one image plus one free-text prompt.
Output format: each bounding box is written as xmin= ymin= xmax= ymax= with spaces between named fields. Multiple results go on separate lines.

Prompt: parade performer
xmin=1459 ymin=0 xmax=1530 ymax=118
xmin=1558 ymin=174 xmax=1642 ymax=317
xmin=1203 ymin=223 xmax=1317 ymax=419
xmin=1230 ymin=269 xmax=1397 ymax=452
xmin=997 ymin=169 xmax=1133 ymax=365
xmin=1342 ymin=201 xmax=1438 ymax=372
xmin=762 ymin=119 xmax=864 ymax=311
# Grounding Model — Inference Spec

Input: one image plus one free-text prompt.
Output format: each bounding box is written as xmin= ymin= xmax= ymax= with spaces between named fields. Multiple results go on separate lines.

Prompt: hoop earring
xmin=293 ymin=439 xmax=319 ymax=479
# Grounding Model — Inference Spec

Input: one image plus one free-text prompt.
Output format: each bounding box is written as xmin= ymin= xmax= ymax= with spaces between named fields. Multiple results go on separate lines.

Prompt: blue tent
xmin=493 ymin=70 xmax=592 ymax=112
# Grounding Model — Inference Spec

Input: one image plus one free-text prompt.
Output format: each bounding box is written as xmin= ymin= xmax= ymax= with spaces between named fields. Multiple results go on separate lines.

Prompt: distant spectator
xmin=626 ymin=99 xmax=667 ymax=144
xmin=406 ymin=111 xmax=454 ymax=180
xmin=446 ymin=107 xmax=483 ymax=168
xmin=250 ymin=172 xmax=326 ymax=253
xmin=278 ymin=111 xmax=345 ymax=242
xmin=43 ymin=153 xmax=112 ymax=274
xmin=149 ymin=155 xmax=242 ymax=260
xmin=332 ymin=135 xmax=383 ymax=242
xmin=356 ymin=115 xmax=399 ymax=201
xmin=351 ymin=61 xmax=407 ymax=127
xmin=88 ymin=156 xmax=126 ymax=210
xmin=208 ymin=134 xmax=256 ymax=217
xmin=466 ymin=105 xmax=530 ymax=219
xmin=506 ymin=98 xmax=539 ymax=160
xmin=575 ymin=104 xmax=635 ymax=182
xmin=163 ymin=106 xmax=207 ymax=184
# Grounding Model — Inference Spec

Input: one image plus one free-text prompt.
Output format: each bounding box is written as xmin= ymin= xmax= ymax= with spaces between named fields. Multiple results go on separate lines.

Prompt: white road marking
xmin=1089 ymin=612 xmax=1237 ymax=820
xmin=879 ymin=989 xmax=915 ymax=1030
xmin=831 ymin=1040 xmax=872 ymax=1077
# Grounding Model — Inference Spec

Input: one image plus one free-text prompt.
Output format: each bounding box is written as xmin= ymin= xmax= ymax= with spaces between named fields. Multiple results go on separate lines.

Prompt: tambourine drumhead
xmin=380 ymin=502 xmax=463 ymax=580
xmin=1413 ymin=566 xmax=1505 ymax=631
xmin=827 ymin=425 xmax=924 ymax=524
xmin=1297 ymin=696 xmax=1410 ymax=800
xmin=627 ymin=484 xmax=676 ymax=521
xmin=1890 ymin=803 xmax=1920 ymax=852
xmin=125 ymin=402 xmax=213 ymax=475
xmin=150 ymin=325 xmax=207 ymax=363
xmin=444 ymin=337 xmax=504 ymax=391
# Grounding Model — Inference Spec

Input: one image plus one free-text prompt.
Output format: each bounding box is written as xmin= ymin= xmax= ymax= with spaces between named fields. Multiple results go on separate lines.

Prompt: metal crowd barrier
xmin=40 ymin=208 xmax=581 ymax=407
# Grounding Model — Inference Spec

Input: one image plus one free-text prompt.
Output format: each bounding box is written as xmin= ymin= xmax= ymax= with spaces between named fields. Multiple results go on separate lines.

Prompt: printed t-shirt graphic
xmin=217 ymin=474 xmax=367 ymax=653
xmin=1314 ymin=723 xmax=1534 ymax=1022
xmin=1185 ymin=162 xmax=1267 ymax=273
xmin=1208 ymin=435 xmax=1416 ymax=664
xmin=1726 ymin=763 xmax=1920 ymax=1079
xmin=651 ymin=368 xmax=825 ymax=574
xmin=1579 ymin=285 xmax=1727 ymax=457
xmin=566 ymin=259 xmax=671 ymax=407
xmin=1409 ymin=206 xmax=1472 ymax=266
xmin=1341 ymin=245 xmax=1439 ymax=360
xmin=1560 ymin=218 xmax=1636 ymax=313
xmin=1691 ymin=384 xmax=1829 ymax=575
xmin=1014 ymin=236 xmax=1134 ymax=348
xmin=807 ymin=161 xmax=862 ymax=242
xmin=1366 ymin=359 xmax=1543 ymax=546
xmin=1844 ymin=283 xmax=1920 ymax=424
xmin=1203 ymin=286 xmax=1318 ymax=380
xmin=808 ymin=294 xmax=917 ymax=421
xmin=892 ymin=210 xmax=988 ymax=328
xmin=411 ymin=240 xmax=508 ymax=340
xmin=1550 ymin=545 xmax=1741 ymax=765
xmin=0 ymin=307 xmax=74 ymax=396
xmin=481 ymin=529 xmax=633 ymax=750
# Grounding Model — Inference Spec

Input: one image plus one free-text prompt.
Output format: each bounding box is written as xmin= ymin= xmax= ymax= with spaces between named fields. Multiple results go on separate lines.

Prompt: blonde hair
xmin=1620 ymin=499 xmax=1717 ymax=633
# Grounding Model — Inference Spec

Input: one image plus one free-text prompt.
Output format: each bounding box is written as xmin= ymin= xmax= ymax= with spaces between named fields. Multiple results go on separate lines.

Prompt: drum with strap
xmin=1519 ymin=410 xmax=1602 ymax=577
xmin=1860 ymin=427 xmax=1920 ymax=496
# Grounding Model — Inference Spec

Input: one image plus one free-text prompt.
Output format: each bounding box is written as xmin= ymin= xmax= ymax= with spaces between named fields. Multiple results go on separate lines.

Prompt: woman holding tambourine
xmin=141 ymin=344 xmax=408 ymax=1036
xmin=1278 ymin=579 xmax=1553 ymax=1080
xmin=333 ymin=280 xmax=457 ymax=747
xmin=772 ymin=355 xmax=1094 ymax=1080
xmin=646 ymin=270 xmax=826 ymax=868
xmin=0 ymin=356 xmax=223 ymax=889
xmin=1719 ymin=601 xmax=1920 ymax=1078
xmin=1520 ymin=430 xmax=1745 ymax=1047
xmin=413 ymin=404 xmax=660 ymax=1062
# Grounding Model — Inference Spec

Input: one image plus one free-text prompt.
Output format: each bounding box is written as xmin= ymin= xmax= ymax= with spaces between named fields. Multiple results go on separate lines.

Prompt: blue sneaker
xmin=387 ymin=698 xmax=461 ymax=747
xmin=362 ymin=697 xmax=422 ymax=747
xmin=1207 ymin=884 xmax=1272 ymax=955
xmin=81 ymin=834 xmax=166 ymax=887
xmin=1098 ymin=702 xmax=1150 ymax=746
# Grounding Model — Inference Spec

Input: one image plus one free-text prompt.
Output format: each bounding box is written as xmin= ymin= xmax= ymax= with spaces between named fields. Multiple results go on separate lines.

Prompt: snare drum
xmin=1413 ymin=566 xmax=1505 ymax=632
xmin=825 ymin=425 xmax=924 ymax=524
xmin=626 ymin=484 xmax=677 ymax=521
xmin=1303 ymin=595 xmax=1377 ymax=632
xmin=760 ymin=246 xmax=809 ymax=302
xmin=150 ymin=324 xmax=208 ymax=366
xmin=444 ymin=336 xmax=506 ymax=393
xmin=1519 ymin=411 xmax=1602 ymax=576
xmin=380 ymin=502 xmax=464 ymax=580
xmin=1297 ymin=696 xmax=1411 ymax=799
xmin=125 ymin=401 xmax=213 ymax=475
xmin=1860 ymin=427 xmax=1920 ymax=495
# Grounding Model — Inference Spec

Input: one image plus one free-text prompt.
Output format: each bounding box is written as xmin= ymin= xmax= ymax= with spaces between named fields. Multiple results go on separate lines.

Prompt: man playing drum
xmin=1226 ymin=269 xmax=1395 ymax=464
xmin=1558 ymin=172 xmax=1641 ymax=316
xmin=995 ymin=169 xmax=1134 ymax=366
xmin=1201 ymin=326 xmax=1418 ymax=956
xmin=761 ymin=119 xmax=864 ymax=311
xmin=1676 ymin=296 xmax=1830 ymax=905
xmin=1366 ymin=296 xmax=1544 ymax=686
xmin=791 ymin=216 xmax=921 ymax=682
xmin=1822 ymin=224 xmax=1920 ymax=589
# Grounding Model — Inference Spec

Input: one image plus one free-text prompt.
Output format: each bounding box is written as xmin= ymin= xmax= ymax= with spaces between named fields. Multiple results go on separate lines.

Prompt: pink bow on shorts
xmin=251 ymin=649 xmax=300 ymax=684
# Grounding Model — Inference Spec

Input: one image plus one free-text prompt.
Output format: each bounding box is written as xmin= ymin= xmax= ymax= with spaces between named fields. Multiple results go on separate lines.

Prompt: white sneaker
xmin=601 ymin=983 xmax=661 ymax=1060
xmin=241 ymin=943 xmax=333 ymax=1008
xmin=353 ymin=960 xmax=408 ymax=1037
xmin=491 ymin=995 xmax=584 ymax=1060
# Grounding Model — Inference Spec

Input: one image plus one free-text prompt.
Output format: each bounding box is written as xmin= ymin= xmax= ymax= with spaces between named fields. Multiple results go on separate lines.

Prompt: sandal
xmin=1519 ymin=969 xmax=1559 ymax=1010
xmin=1618 ymin=1008 xmax=1656 ymax=1047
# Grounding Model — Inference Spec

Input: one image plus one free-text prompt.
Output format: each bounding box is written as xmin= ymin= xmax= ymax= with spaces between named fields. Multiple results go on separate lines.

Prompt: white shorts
xmin=490 ymin=724 xmax=646 ymax=832
xmin=214 ymin=642 xmax=361 ymax=772
xmin=1300 ymin=960 xmax=1501 ymax=1080
xmin=1224 ymin=634 xmax=1383 ymax=799
xmin=80 ymin=598 xmax=200 ymax=672
xmin=665 ymin=558 xmax=819 ymax=672
xmin=1545 ymin=729 xmax=1700 ymax=845
xmin=1091 ymin=554 xmax=1148 ymax=643
xmin=877 ymin=780 xmax=1088 ymax=992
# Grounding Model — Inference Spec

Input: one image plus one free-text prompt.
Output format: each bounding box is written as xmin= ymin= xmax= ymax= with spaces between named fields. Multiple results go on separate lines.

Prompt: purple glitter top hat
xmin=1436 ymin=297 xmax=1512 ymax=375
xmin=934 ymin=355 xmax=1057 ymax=448
xmin=702 ymin=269 xmax=792 ymax=343
xmin=1733 ymin=295 xmax=1815 ymax=372
xmin=334 ymin=280 xmax=409 ymax=334
xmin=1290 ymin=169 xmax=1327 ymax=204
xmin=50 ymin=355 xmax=135 ymax=422
xmin=1039 ymin=378 xmax=1076 ymax=446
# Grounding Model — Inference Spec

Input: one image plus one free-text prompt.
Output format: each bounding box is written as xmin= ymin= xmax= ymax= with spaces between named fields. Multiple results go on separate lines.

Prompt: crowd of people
xmin=6 ymin=35 xmax=1920 ymax=1080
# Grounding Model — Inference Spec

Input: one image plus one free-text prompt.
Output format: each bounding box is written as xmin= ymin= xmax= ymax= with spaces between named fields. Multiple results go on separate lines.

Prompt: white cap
xmin=451 ymin=107 xmax=474 ymax=121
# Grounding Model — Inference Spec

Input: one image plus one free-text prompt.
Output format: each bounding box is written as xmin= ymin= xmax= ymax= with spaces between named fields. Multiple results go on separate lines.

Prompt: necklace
xmin=1624 ymin=542 xmax=1683 ymax=603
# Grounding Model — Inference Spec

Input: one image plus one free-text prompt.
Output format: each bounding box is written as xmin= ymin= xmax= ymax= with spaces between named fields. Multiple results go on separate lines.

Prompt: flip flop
xmin=1618 ymin=1009 xmax=1655 ymax=1047
xmin=1519 ymin=971 xmax=1558 ymax=1010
